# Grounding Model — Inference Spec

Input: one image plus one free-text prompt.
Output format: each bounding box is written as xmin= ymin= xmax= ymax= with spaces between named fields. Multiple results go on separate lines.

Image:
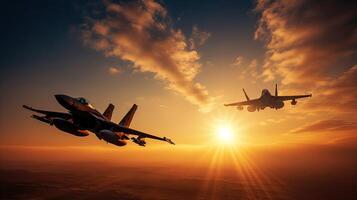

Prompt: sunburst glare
xmin=217 ymin=125 xmax=234 ymax=144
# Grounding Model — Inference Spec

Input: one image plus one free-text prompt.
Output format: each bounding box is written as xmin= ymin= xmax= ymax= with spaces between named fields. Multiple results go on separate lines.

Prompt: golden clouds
xmin=232 ymin=56 xmax=243 ymax=66
xmin=291 ymin=119 xmax=357 ymax=134
xmin=189 ymin=26 xmax=211 ymax=50
xmin=255 ymin=0 xmax=357 ymax=134
xmin=255 ymin=0 xmax=357 ymax=87
xmin=306 ymin=65 xmax=357 ymax=113
xmin=255 ymin=0 xmax=357 ymax=111
xmin=83 ymin=0 xmax=212 ymax=109
xmin=108 ymin=67 xmax=121 ymax=75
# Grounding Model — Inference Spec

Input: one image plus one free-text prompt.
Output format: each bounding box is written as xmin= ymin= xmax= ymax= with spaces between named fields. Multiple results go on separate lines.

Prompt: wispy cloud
xmin=189 ymin=25 xmax=211 ymax=50
xmin=82 ymin=0 xmax=213 ymax=110
xmin=291 ymin=119 xmax=357 ymax=134
xmin=231 ymin=56 xmax=243 ymax=66
xmin=255 ymin=0 xmax=357 ymax=88
xmin=108 ymin=66 xmax=121 ymax=75
xmin=237 ymin=58 xmax=260 ymax=82
xmin=305 ymin=65 xmax=357 ymax=112
xmin=259 ymin=117 xmax=287 ymax=126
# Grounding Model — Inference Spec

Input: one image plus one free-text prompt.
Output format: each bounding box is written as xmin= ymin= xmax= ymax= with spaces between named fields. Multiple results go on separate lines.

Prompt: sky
xmin=1 ymin=0 xmax=357 ymax=199
xmin=0 ymin=0 xmax=357 ymax=170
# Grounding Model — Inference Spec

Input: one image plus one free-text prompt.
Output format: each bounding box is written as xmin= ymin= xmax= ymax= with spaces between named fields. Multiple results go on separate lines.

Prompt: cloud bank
xmin=255 ymin=0 xmax=357 ymax=87
xmin=255 ymin=0 xmax=357 ymax=133
xmin=82 ymin=0 xmax=212 ymax=109
xmin=255 ymin=0 xmax=357 ymax=113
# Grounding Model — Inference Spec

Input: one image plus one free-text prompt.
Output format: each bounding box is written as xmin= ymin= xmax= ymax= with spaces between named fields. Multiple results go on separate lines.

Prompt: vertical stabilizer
xmin=243 ymin=88 xmax=250 ymax=101
xmin=103 ymin=104 xmax=115 ymax=120
xmin=119 ymin=104 xmax=137 ymax=127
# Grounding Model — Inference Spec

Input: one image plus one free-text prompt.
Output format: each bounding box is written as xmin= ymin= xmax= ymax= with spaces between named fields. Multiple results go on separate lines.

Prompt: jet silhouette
xmin=23 ymin=95 xmax=175 ymax=146
xmin=225 ymin=84 xmax=311 ymax=112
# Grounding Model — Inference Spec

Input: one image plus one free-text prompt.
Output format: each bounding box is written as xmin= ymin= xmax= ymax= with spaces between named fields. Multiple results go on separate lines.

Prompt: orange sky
xmin=1 ymin=2 xmax=357 ymax=200
xmin=0 ymin=0 xmax=356 ymax=166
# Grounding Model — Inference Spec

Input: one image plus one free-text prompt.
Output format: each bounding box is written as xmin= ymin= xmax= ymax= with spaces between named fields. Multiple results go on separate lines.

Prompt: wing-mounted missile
xmin=131 ymin=136 xmax=146 ymax=146
xmin=291 ymin=93 xmax=311 ymax=106
xmin=291 ymin=99 xmax=297 ymax=105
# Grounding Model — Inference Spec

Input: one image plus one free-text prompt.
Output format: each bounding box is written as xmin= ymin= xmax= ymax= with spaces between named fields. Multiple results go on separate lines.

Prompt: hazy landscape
xmin=1 ymin=142 xmax=357 ymax=200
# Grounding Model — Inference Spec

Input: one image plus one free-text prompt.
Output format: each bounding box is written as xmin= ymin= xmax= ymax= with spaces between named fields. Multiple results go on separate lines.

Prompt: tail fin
xmin=119 ymin=104 xmax=137 ymax=127
xmin=103 ymin=104 xmax=115 ymax=120
xmin=243 ymin=88 xmax=250 ymax=101
xmin=275 ymin=83 xmax=278 ymax=96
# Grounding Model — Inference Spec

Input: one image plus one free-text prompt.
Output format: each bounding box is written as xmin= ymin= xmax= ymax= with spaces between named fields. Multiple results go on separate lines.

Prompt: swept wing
xmin=275 ymin=94 xmax=312 ymax=101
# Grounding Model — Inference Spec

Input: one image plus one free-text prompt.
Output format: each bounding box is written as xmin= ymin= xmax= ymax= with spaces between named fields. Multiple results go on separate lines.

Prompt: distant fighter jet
xmin=224 ymin=84 xmax=311 ymax=112
xmin=23 ymin=95 xmax=174 ymax=147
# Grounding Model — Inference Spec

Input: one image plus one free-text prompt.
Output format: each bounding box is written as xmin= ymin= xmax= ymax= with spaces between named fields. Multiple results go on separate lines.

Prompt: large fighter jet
xmin=224 ymin=84 xmax=311 ymax=112
xmin=23 ymin=95 xmax=174 ymax=147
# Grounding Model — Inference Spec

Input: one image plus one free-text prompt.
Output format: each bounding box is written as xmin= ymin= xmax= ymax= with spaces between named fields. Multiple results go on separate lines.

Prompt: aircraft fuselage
xmin=227 ymin=84 xmax=311 ymax=112
xmin=252 ymin=89 xmax=284 ymax=110
xmin=54 ymin=95 xmax=128 ymax=144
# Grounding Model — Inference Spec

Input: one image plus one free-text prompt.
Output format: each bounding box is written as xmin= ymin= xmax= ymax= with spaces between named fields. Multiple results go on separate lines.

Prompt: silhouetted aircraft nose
xmin=55 ymin=94 xmax=74 ymax=110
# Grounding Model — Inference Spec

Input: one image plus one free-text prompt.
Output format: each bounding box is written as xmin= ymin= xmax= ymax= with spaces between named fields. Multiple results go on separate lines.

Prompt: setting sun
xmin=217 ymin=125 xmax=234 ymax=144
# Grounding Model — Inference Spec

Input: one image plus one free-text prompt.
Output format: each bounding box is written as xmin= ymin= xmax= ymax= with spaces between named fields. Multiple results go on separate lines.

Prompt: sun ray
xmin=194 ymin=114 xmax=288 ymax=199
xmin=197 ymin=146 xmax=222 ymax=199
xmin=230 ymin=146 xmax=286 ymax=199
xmin=236 ymin=147 xmax=287 ymax=199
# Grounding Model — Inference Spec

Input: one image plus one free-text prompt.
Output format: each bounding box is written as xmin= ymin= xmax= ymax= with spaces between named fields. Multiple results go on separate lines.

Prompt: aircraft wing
xmin=87 ymin=110 xmax=174 ymax=145
xmin=275 ymin=94 xmax=312 ymax=101
xmin=23 ymin=105 xmax=71 ymax=119
xmin=108 ymin=122 xmax=175 ymax=145
xmin=224 ymin=99 xmax=260 ymax=106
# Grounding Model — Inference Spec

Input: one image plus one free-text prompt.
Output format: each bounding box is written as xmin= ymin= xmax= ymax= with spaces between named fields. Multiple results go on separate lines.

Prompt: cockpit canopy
xmin=78 ymin=97 xmax=89 ymax=105
xmin=77 ymin=97 xmax=94 ymax=109
xmin=261 ymin=89 xmax=271 ymax=96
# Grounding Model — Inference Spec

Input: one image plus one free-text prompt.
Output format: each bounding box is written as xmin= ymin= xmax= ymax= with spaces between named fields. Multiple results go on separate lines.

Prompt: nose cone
xmin=55 ymin=94 xmax=74 ymax=110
